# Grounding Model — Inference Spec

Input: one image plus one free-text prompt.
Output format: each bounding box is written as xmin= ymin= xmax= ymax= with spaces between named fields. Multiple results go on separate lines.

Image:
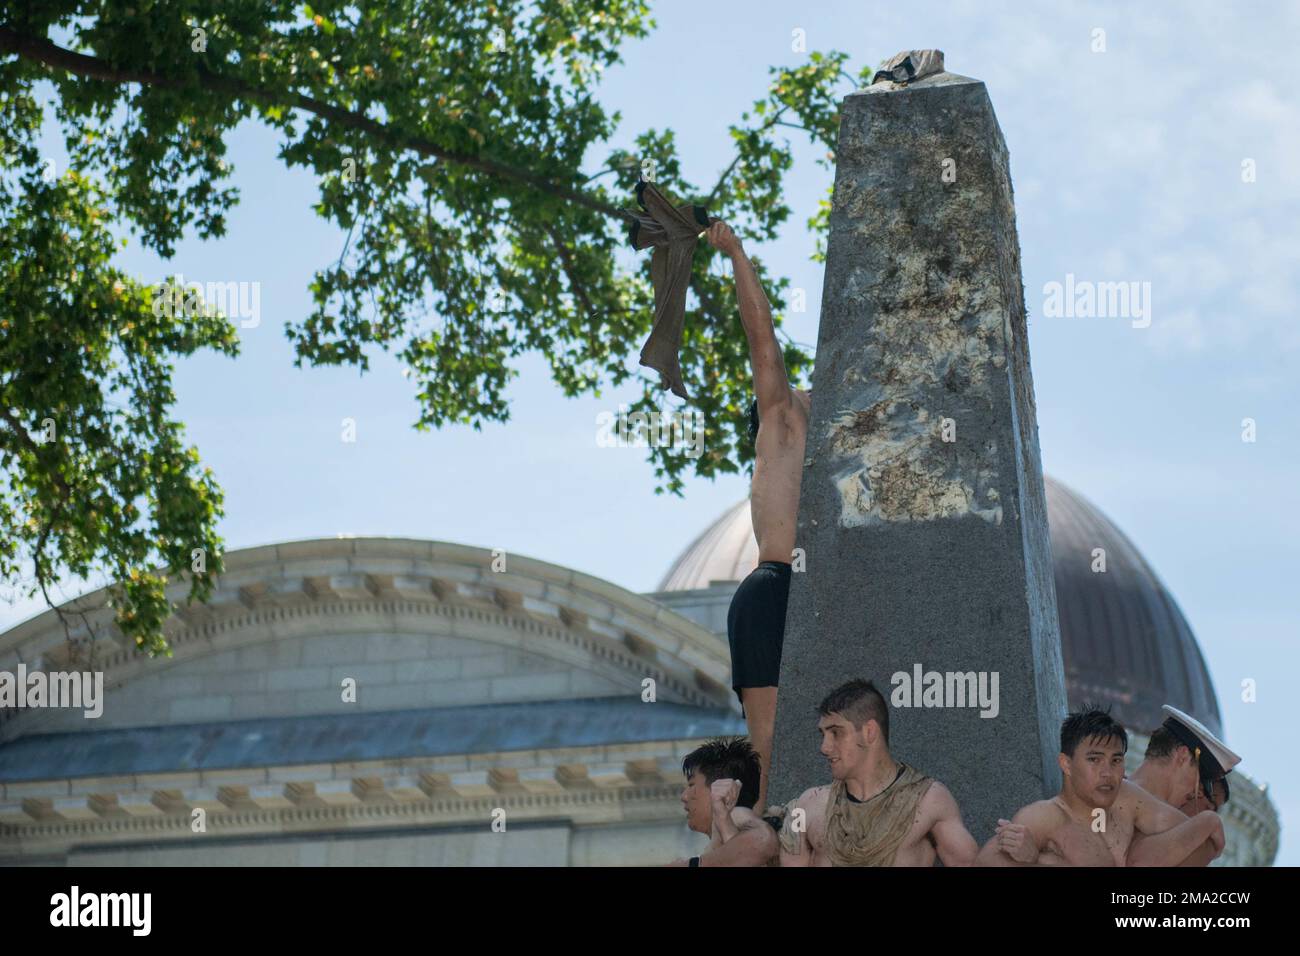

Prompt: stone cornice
xmin=0 ymin=737 xmax=699 ymax=859
xmin=0 ymin=538 xmax=738 ymax=741
xmin=1 ymin=537 xmax=726 ymax=665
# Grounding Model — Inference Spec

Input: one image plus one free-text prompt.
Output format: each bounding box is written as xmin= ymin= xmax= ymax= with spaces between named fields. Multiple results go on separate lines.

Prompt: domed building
xmin=0 ymin=477 xmax=1279 ymax=865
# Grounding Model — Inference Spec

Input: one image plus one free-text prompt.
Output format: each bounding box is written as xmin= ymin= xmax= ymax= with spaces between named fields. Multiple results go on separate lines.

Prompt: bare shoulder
xmin=756 ymin=385 xmax=795 ymax=419
xmin=1012 ymin=799 xmax=1068 ymax=831
xmin=1118 ymin=779 xmax=1158 ymax=805
xmin=798 ymin=785 xmax=831 ymax=807
xmin=731 ymin=806 xmax=763 ymax=829
xmin=1114 ymin=780 xmax=1158 ymax=817
xmin=918 ymin=779 xmax=958 ymax=819
xmin=777 ymin=388 xmax=811 ymax=427
xmin=1118 ymin=779 xmax=1184 ymax=831
xmin=787 ymin=785 xmax=830 ymax=821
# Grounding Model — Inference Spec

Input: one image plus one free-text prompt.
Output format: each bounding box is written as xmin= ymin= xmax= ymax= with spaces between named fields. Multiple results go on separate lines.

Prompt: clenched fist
xmin=710 ymin=778 xmax=741 ymax=814
xmin=705 ymin=220 xmax=743 ymax=258
xmin=995 ymin=818 xmax=1039 ymax=863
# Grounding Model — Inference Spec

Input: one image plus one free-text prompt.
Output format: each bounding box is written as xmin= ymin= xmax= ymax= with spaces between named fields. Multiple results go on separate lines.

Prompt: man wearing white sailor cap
xmin=1127 ymin=704 xmax=1241 ymax=866
xmin=1134 ymin=705 xmax=1241 ymax=810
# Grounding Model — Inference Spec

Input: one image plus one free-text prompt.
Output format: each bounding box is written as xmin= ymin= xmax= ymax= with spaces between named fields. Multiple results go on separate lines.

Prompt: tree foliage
xmin=0 ymin=1 xmax=870 ymax=654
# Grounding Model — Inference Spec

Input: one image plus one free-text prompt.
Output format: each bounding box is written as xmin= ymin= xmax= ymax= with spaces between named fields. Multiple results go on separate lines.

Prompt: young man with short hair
xmin=777 ymin=679 xmax=978 ymax=867
xmin=668 ymin=737 xmax=778 ymax=867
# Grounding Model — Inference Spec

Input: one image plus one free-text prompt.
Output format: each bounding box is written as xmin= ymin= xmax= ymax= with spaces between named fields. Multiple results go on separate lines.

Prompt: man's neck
xmin=1131 ymin=763 xmax=1172 ymax=803
xmin=1056 ymin=787 xmax=1109 ymax=824
xmin=844 ymin=750 xmax=899 ymax=802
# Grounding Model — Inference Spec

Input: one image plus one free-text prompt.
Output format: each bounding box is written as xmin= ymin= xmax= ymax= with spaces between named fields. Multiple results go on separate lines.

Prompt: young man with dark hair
xmin=1127 ymin=704 xmax=1240 ymax=866
xmin=777 ymin=679 xmax=977 ymax=867
xmin=977 ymin=704 xmax=1225 ymax=866
xmin=705 ymin=220 xmax=811 ymax=816
xmin=667 ymin=737 xmax=778 ymax=867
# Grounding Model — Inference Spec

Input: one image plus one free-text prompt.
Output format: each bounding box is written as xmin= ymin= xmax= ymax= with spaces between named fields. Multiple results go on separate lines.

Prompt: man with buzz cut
xmin=667 ymin=737 xmax=778 ymax=867
xmin=976 ymin=704 xmax=1225 ymax=866
xmin=1126 ymin=704 xmax=1241 ymax=866
xmin=777 ymin=679 xmax=978 ymax=867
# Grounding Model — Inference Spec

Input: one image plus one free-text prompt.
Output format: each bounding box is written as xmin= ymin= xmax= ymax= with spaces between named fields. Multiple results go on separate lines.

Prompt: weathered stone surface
xmin=768 ymin=70 xmax=1067 ymax=845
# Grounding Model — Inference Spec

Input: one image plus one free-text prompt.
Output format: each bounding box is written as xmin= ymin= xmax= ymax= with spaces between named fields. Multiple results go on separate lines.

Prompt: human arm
xmin=1175 ymin=838 xmax=1221 ymax=868
xmin=1127 ymin=807 xmax=1224 ymax=867
xmin=710 ymin=778 xmax=741 ymax=844
xmin=975 ymin=803 xmax=1060 ymax=867
xmin=699 ymin=813 xmax=778 ymax=867
xmin=778 ymin=788 xmax=818 ymax=867
xmin=705 ymin=221 xmax=792 ymax=416
xmin=1128 ymin=782 xmax=1225 ymax=865
xmin=924 ymin=782 xmax=979 ymax=867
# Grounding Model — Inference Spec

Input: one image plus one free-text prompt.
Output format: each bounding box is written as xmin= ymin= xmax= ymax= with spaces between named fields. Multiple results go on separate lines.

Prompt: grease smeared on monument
xmin=822 ymin=50 xmax=1008 ymax=529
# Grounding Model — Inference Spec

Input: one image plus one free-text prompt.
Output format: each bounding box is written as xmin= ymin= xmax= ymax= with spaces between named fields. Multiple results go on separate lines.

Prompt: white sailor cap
xmin=1160 ymin=704 xmax=1241 ymax=776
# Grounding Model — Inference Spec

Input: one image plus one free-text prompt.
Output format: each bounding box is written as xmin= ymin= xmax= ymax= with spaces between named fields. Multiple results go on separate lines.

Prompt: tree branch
xmin=0 ymin=405 xmax=72 ymax=498
xmin=706 ymin=105 xmax=789 ymax=206
xmin=544 ymin=223 xmax=597 ymax=320
xmin=0 ymin=26 xmax=636 ymax=225
xmin=690 ymin=275 xmax=726 ymax=325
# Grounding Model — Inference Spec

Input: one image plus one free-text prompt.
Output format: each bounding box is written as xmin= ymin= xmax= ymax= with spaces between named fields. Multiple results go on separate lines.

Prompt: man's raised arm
xmin=706 ymin=221 xmax=792 ymax=415
xmin=1127 ymin=784 xmax=1224 ymax=867
xmin=698 ymin=815 xmax=778 ymax=867
xmin=1127 ymin=814 xmax=1223 ymax=867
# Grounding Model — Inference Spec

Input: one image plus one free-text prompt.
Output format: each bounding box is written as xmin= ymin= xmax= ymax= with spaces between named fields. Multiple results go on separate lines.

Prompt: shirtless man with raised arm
xmin=704 ymin=220 xmax=811 ymax=815
xmin=778 ymin=679 xmax=978 ymax=867
xmin=667 ymin=737 xmax=778 ymax=867
xmin=976 ymin=705 xmax=1226 ymax=867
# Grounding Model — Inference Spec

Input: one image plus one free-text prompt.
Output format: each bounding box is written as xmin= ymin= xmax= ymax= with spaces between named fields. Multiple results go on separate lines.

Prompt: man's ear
xmin=865 ymin=719 xmax=882 ymax=746
xmin=1058 ymin=752 xmax=1070 ymax=778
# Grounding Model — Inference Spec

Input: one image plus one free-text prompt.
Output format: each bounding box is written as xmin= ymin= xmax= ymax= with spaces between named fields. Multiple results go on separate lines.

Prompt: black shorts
xmin=727 ymin=561 xmax=792 ymax=712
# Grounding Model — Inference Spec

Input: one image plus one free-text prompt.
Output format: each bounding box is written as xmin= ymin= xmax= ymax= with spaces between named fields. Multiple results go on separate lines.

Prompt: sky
xmin=3 ymin=1 xmax=1297 ymax=862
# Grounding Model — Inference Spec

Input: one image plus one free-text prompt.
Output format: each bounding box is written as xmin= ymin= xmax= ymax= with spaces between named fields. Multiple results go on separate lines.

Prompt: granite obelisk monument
xmin=767 ymin=52 xmax=1068 ymax=845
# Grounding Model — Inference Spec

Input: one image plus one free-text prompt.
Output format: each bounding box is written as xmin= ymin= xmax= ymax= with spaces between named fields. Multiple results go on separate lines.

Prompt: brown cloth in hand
xmin=627 ymin=179 xmax=716 ymax=399
xmin=777 ymin=763 xmax=934 ymax=866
